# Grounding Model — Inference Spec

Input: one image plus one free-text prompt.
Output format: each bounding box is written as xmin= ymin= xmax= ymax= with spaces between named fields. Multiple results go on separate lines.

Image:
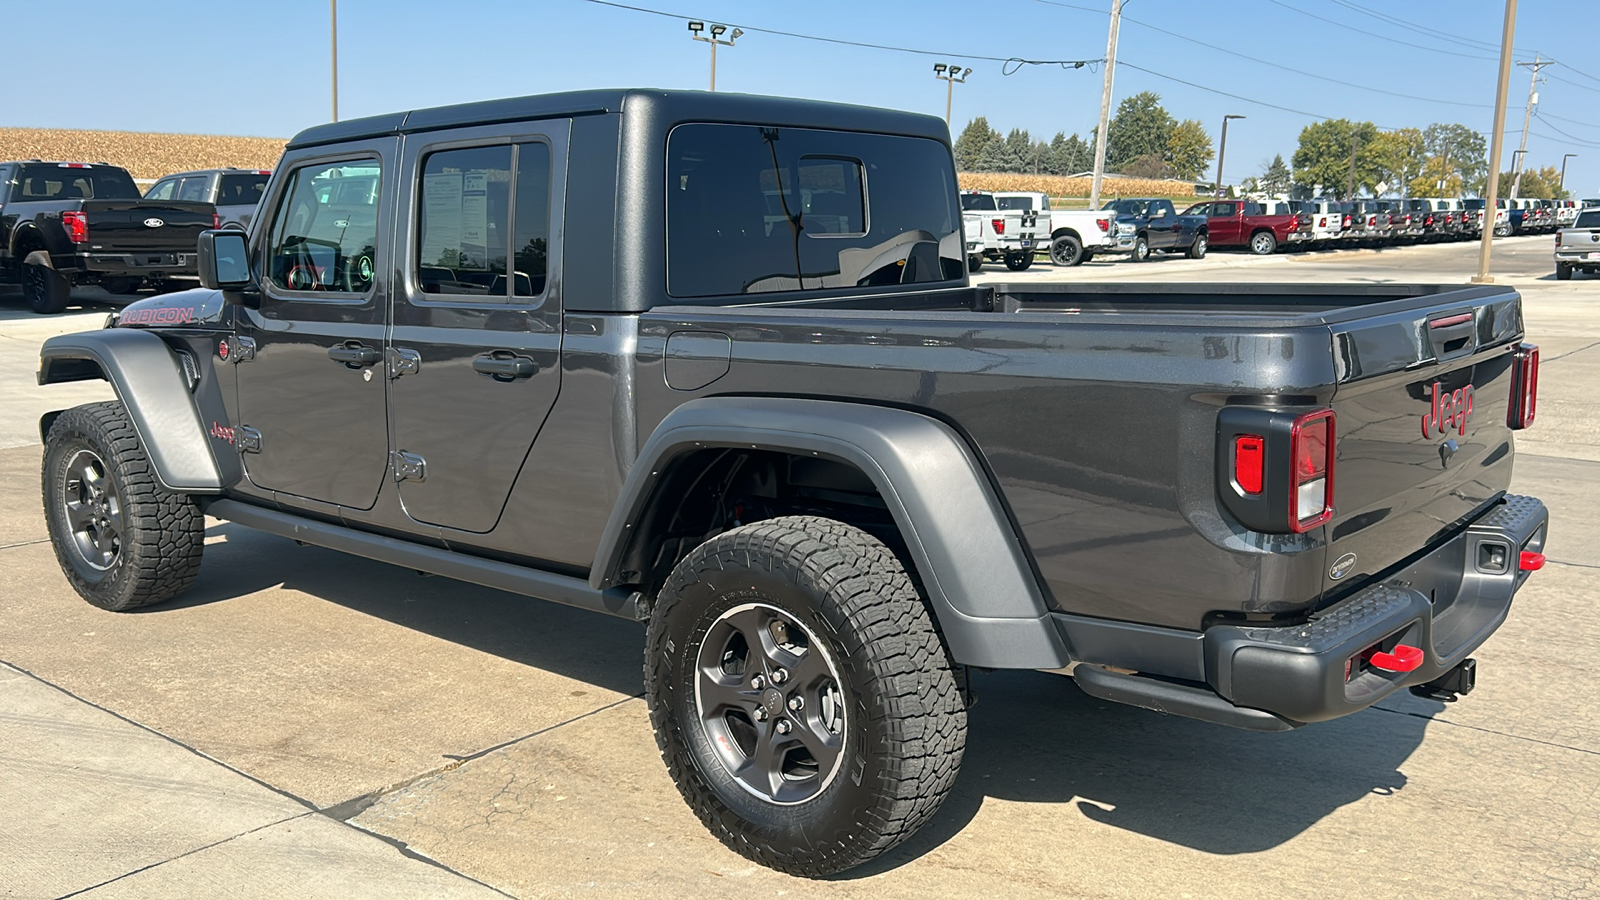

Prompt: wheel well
xmin=1251 ymin=227 xmax=1274 ymax=237
xmin=10 ymin=226 xmax=45 ymax=272
xmin=1050 ymin=228 xmax=1081 ymax=242
xmin=612 ymin=448 xmax=904 ymax=595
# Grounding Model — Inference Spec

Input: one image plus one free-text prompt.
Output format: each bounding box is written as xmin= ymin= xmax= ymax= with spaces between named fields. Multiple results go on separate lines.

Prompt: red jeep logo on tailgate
xmin=1422 ymin=382 xmax=1474 ymax=438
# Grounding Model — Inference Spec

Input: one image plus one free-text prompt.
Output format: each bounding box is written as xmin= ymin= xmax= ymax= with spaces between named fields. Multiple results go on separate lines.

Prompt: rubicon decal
xmin=118 ymin=306 xmax=194 ymax=326
xmin=1421 ymin=382 xmax=1474 ymax=438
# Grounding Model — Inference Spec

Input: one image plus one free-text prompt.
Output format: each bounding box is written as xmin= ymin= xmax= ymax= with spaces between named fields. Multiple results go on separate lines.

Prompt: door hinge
xmin=220 ymin=335 xmax=256 ymax=363
xmin=391 ymin=450 xmax=426 ymax=483
xmin=235 ymin=426 xmax=262 ymax=454
xmin=388 ymin=347 xmax=421 ymax=379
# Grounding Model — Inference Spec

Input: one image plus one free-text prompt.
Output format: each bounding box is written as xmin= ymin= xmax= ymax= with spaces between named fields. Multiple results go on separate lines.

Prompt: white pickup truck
xmin=960 ymin=190 xmax=1043 ymax=271
xmin=992 ymin=191 xmax=1115 ymax=267
xmin=1555 ymin=206 xmax=1600 ymax=280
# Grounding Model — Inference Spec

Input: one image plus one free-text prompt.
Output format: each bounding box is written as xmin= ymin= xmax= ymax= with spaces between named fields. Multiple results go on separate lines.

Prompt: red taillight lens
xmin=1233 ymin=435 xmax=1265 ymax=495
xmin=1319 ymin=216 xmax=1327 ymax=227
xmin=1509 ymin=343 xmax=1539 ymax=429
xmin=1289 ymin=410 xmax=1335 ymax=532
xmin=213 ymin=213 xmax=221 ymax=230
xmin=1556 ymin=233 xmax=1562 ymax=247
xmin=1342 ymin=214 xmax=1351 ymax=227
xmin=62 ymin=211 xmax=89 ymax=243
xmin=1096 ymin=217 xmax=1111 ymax=233
xmin=1368 ymin=215 xmax=1377 ymax=226
xmin=991 ymin=218 xmax=1005 ymax=235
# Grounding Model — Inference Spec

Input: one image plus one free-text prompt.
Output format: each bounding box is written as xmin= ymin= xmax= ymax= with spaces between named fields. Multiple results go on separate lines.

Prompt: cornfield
xmin=958 ymin=172 xmax=1206 ymax=201
xmin=0 ymin=128 xmax=286 ymax=180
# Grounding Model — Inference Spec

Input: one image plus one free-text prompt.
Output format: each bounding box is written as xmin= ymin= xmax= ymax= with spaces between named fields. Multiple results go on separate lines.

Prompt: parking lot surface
xmin=2 ymin=237 xmax=1596 ymax=898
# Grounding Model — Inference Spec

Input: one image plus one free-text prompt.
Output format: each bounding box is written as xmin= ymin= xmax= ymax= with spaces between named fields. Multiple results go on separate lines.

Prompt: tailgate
xmin=82 ymin=200 xmax=215 ymax=253
xmin=1324 ymin=291 xmax=1525 ymax=594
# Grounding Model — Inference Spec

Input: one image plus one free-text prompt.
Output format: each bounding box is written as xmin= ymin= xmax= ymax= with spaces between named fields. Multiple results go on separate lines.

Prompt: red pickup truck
xmin=1182 ymin=199 xmax=1301 ymax=254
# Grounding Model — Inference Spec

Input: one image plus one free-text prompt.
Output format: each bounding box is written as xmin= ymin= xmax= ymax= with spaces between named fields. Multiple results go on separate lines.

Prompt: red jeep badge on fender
xmin=1422 ymin=382 xmax=1474 ymax=438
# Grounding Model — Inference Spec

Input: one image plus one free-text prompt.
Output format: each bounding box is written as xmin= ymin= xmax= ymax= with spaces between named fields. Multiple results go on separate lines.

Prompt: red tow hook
xmin=1519 ymin=551 xmax=1546 ymax=572
xmin=1369 ymin=645 xmax=1425 ymax=673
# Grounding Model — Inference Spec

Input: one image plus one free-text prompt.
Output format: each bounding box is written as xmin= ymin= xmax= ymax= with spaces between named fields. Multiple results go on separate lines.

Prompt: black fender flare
xmin=592 ymin=397 xmax=1069 ymax=669
xmin=37 ymin=328 xmax=222 ymax=493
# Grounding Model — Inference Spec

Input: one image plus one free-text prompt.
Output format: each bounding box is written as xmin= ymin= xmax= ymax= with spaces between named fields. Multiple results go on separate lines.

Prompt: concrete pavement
xmin=3 ymin=239 xmax=1598 ymax=898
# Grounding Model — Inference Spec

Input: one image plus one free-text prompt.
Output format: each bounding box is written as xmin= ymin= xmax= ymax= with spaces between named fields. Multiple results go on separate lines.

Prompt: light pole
xmin=933 ymin=63 xmax=971 ymax=127
xmin=1509 ymin=148 xmax=1526 ymax=198
xmin=1560 ymin=153 xmax=1577 ymax=195
xmin=1473 ymin=0 xmax=1518 ymax=285
xmin=330 ymin=0 xmax=339 ymax=122
xmin=1089 ymin=0 xmax=1124 ymax=209
xmin=688 ymin=21 xmax=742 ymax=92
xmin=1214 ymin=114 xmax=1244 ymax=198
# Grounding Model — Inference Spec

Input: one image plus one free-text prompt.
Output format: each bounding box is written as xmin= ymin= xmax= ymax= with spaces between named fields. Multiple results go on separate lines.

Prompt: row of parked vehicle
xmin=0 ymin=160 xmax=268 ymax=313
xmin=960 ymin=189 xmax=1585 ymax=270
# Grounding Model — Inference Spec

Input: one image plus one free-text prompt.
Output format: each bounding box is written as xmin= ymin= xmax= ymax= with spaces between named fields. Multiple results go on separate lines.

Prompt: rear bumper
xmin=72 ymin=251 xmax=199 ymax=278
xmin=1066 ymin=494 xmax=1547 ymax=729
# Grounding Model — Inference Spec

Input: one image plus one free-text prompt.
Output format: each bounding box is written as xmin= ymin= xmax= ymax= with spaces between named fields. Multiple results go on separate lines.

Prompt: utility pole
xmin=1436 ymin=147 xmax=1452 ymax=193
xmin=1214 ymin=114 xmax=1244 ymax=198
xmin=1510 ymin=54 xmax=1551 ymax=198
xmin=1560 ymin=153 xmax=1577 ymax=195
xmin=687 ymin=21 xmax=743 ymax=91
xmin=1089 ymin=0 xmax=1123 ymax=209
xmin=933 ymin=63 xmax=971 ymax=127
xmin=330 ymin=0 xmax=339 ymax=122
xmin=1474 ymin=0 xmax=1519 ymax=285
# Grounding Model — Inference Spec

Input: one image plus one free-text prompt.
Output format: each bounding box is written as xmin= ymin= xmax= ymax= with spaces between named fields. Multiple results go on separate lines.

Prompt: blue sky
xmin=9 ymin=0 xmax=1599 ymax=194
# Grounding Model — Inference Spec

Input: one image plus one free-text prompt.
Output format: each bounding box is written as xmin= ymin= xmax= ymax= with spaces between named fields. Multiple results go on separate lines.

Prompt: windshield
xmin=961 ymin=193 xmax=996 ymax=211
xmin=15 ymin=165 xmax=140 ymax=201
xmin=1103 ymin=199 xmax=1149 ymax=216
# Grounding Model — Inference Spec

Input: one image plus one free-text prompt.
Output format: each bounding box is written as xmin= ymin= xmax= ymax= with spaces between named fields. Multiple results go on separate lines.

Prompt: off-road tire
xmin=1187 ymin=233 xmax=1209 ymax=259
xmin=1004 ymin=252 xmax=1033 ymax=271
xmin=22 ymin=250 xmax=70 ymax=314
xmin=645 ymin=516 xmax=966 ymax=877
xmin=1556 ymin=263 xmax=1573 ymax=281
xmin=42 ymin=402 xmax=204 ymax=611
xmin=1050 ymin=234 xmax=1083 ymax=266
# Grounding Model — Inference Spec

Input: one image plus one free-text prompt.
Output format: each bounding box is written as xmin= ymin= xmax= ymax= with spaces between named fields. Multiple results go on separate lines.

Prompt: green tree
xmin=1411 ymin=156 xmax=1463 ymax=197
xmin=1106 ymin=91 xmax=1175 ymax=170
xmin=1002 ymin=128 xmax=1034 ymax=173
xmin=1123 ymin=154 xmax=1169 ymax=178
xmin=975 ymin=133 xmax=1009 ymax=173
xmin=953 ymin=117 xmax=997 ymax=172
xmin=1164 ymin=119 xmax=1214 ymax=180
xmin=1371 ymin=127 xmax=1426 ymax=196
xmin=1292 ymin=118 xmax=1381 ymax=198
xmin=1499 ymin=165 xmax=1568 ymax=200
xmin=1420 ymin=123 xmax=1487 ymax=195
xmin=1047 ymin=132 xmax=1091 ymax=175
xmin=1261 ymin=154 xmax=1292 ymax=196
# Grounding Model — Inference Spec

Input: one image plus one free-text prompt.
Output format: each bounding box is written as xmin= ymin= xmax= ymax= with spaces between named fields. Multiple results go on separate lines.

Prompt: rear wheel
xmin=1556 ymin=263 xmax=1573 ymax=281
xmin=967 ymin=255 xmax=983 ymax=273
xmin=1004 ymin=252 xmax=1033 ymax=271
xmin=42 ymin=402 xmax=204 ymax=611
xmin=1250 ymin=231 xmax=1278 ymax=255
xmin=646 ymin=516 xmax=966 ymax=876
xmin=99 ymin=277 xmax=143 ymax=296
xmin=1187 ymin=233 xmax=1209 ymax=259
xmin=22 ymin=251 xmax=70 ymax=314
xmin=1049 ymin=234 xmax=1084 ymax=266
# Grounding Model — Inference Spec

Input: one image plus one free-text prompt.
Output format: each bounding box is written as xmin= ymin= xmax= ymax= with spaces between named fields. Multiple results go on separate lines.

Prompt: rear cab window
xmin=960 ymin=193 xmax=996 ymax=211
xmin=667 ymin=124 xmax=962 ymax=297
xmin=1576 ymin=211 xmax=1600 ymax=229
xmin=16 ymin=165 xmax=140 ymax=201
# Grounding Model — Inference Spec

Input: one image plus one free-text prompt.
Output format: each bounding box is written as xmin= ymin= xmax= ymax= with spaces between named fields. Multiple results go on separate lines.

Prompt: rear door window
xmin=146 ymin=179 xmax=178 ymax=200
xmin=668 ymin=123 xmax=961 ymax=297
xmin=1212 ymin=202 xmax=1237 ymax=217
xmin=416 ymin=145 xmax=512 ymax=297
xmin=216 ymin=173 xmax=269 ymax=207
xmin=177 ymin=176 xmax=210 ymax=202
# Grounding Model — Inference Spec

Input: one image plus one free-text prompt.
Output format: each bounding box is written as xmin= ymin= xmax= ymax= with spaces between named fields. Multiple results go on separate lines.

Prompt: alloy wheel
xmin=61 ymin=449 xmax=123 ymax=571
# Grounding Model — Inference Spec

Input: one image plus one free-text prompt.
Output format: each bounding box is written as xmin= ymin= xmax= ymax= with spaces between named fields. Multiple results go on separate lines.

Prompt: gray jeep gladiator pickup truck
xmin=35 ymin=89 xmax=1548 ymax=877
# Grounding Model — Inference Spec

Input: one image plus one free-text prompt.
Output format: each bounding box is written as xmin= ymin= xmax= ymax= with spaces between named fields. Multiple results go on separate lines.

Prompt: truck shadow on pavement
xmin=171 ymin=523 xmax=1439 ymax=872
xmin=845 ymin=668 xmax=1442 ymax=876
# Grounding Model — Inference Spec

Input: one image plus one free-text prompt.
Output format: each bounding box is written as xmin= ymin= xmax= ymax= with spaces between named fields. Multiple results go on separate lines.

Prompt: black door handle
xmin=329 ymin=343 xmax=381 ymax=367
xmin=473 ymin=352 xmax=538 ymax=380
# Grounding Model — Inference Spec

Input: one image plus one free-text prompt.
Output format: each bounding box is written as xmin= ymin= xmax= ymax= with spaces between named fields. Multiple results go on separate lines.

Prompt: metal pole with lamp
xmin=1560 ymin=153 xmax=1577 ymax=195
xmin=1214 ymin=114 xmax=1244 ymax=198
xmin=933 ymin=63 xmax=971 ymax=127
xmin=330 ymin=0 xmax=339 ymax=122
xmin=1473 ymin=0 xmax=1519 ymax=284
xmin=688 ymin=22 xmax=743 ymax=92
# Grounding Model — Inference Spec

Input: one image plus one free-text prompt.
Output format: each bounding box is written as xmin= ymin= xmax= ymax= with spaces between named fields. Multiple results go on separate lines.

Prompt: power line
xmin=1323 ymin=0 xmax=1538 ymax=56
xmin=1532 ymin=115 xmax=1600 ymax=150
xmin=1553 ymin=60 xmax=1600 ymax=85
xmin=1038 ymin=0 xmax=1491 ymax=109
xmin=1116 ymin=60 xmax=1400 ymax=127
xmin=579 ymin=0 xmax=1097 ymax=65
xmin=1262 ymin=0 xmax=1497 ymax=60
xmin=1545 ymin=72 xmax=1600 ymax=96
xmin=1540 ymin=111 xmax=1600 ymax=130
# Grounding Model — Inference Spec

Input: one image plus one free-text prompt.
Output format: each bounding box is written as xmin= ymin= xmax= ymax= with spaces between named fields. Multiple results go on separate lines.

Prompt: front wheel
xmin=1004 ymin=252 xmax=1033 ymax=271
xmin=1187 ymin=233 xmax=1209 ymax=259
xmin=42 ymin=402 xmax=204 ymax=611
xmin=1250 ymin=231 xmax=1278 ymax=255
xmin=646 ymin=516 xmax=966 ymax=876
xmin=1050 ymin=234 xmax=1084 ymax=266
xmin=1132 ymin=235 xmax=1151 ymax=261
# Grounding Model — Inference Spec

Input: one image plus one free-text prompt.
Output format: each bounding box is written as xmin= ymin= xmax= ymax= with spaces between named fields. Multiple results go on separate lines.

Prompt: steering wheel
xmin=279 ymin=236 xmax=372 ymax=293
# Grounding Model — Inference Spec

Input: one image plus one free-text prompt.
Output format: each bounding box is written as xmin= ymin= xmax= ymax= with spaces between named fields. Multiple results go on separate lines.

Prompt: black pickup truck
xmin=1 ymin=161 xmax=216 ymax=313
xmin=1102 ymin=196 xmax=1208 ymax=260
xmin=34 ymin=90 xmax=1547 ymax=877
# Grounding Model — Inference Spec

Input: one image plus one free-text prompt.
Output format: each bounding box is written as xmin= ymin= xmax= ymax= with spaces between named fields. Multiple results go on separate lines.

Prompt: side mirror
xmin=198 ymin=229 xmax=253 ymax=294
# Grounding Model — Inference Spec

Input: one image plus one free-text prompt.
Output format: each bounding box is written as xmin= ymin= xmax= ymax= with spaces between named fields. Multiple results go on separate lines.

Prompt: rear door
xmin=1322 ymin=291 xmax=1524 ymax=594
xmin=1208 ymin=200 xmax=1242 ymax=245
xmin=385 ymin=123 xmax=566 ymax=534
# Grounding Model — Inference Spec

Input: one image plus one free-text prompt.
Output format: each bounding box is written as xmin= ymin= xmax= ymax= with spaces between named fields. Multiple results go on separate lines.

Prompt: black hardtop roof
xmin=155 ymin=167 xmax=273 ymax=178
xmin=287 ymin=88 xmax=951 ymax=150
xmin=3 ymin=160 xmax=130 ymax=170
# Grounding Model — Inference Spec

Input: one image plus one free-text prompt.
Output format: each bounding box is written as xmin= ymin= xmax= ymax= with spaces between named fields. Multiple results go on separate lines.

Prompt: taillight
xmin=992 ymin=218 xmax=1005 ymax=235
xmin=1290 ymin=410 xmax=1335 ymax=532
xmin=1368 ymin=215 xmax=1377 ymax=226
xmin=1508 ymin=343 xmax=1539 ymax=430
xmin=1096 ymin=217 xmax=1111 ymax=233
xmin=1233 ymin=435 xmax=1265 ymax=494
xmin=62 ymin=211 xmax=89 ymax=243
xmin=1556 ymin=233 xmax=1562 ymax=246
xmin=213 ymin=213 xmax=221 ymax=230
xmin=1319 ymin=216 xmax=1328 ymax=227
xmin=1342 ymin=214 xmax=1351 ymax=227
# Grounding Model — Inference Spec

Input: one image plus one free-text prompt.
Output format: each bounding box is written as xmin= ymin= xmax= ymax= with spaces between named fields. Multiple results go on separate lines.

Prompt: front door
xmin=234 ymin=144 xmax=395 ymax=509
xmin=386 ymin=125 xmax=566 ymax=534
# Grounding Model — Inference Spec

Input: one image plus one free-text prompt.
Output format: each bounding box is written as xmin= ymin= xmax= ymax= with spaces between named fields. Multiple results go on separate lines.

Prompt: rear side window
xmin=146 ymin=179 xmax=178 ymax=200
xmin=512 ymin=142 xmax=552 ymax=298
xmin=417 ymin=145 xmax=512 ymax=296
xmin=217 ymin=173 xmax=269 ymax=207
xmin=178 ymin=176 xmax=209 ymax=202
xmin=16 ymin=166 xmax=140 ymax=200
xmin=265 ymin=160 xmax=382 ymax=295
xmin=668 ymin=124 xmax=961 ymax=298
xmin=1213 ymin=202 xmax=1237 ymax=216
